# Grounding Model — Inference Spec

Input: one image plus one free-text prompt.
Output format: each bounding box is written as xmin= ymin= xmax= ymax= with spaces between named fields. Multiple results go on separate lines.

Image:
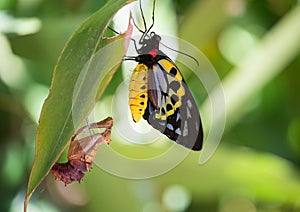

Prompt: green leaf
xmin=24 ymin=0 xmax=134 ymax=210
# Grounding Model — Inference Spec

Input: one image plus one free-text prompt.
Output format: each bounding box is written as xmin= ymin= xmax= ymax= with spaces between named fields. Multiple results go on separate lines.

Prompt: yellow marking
xmin=151 ymin=60 xmax=188 ymax=121
xmin=129 ymin=60 xmax=188 ymax=124
xmin=159 ymin=59 xmax=183 ymax=81
xmin=129 ymin=64 xmax=148 ymax=122
xmin=155 ymin=113 xmax=166 ymax=120
xmin=160 ymin=59 xmax=173 ymax=72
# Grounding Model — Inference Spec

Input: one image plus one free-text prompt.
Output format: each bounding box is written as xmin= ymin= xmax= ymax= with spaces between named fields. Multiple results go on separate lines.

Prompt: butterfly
xmin=124 ymin=0 xmax=203 ymax=150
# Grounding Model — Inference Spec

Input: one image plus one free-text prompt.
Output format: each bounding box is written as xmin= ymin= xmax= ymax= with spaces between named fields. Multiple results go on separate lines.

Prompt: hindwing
xmin=128 ymin=57 xmax=203 ymax=150
xmin=144 ymin=59 xmax=203 ymax=150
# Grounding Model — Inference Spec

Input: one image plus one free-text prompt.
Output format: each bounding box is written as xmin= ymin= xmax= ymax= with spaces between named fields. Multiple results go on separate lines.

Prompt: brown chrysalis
xmin=50 ymin=117 xmax=113 ymax=185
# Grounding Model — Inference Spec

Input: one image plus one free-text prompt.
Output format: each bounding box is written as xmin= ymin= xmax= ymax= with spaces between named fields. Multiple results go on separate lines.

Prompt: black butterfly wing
xmin=143 ymin=59 xmax=203 ymax=150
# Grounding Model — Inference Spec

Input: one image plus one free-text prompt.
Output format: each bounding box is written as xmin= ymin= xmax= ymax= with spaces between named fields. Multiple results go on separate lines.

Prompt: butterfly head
xmin=138 ymin=32 xmax=161 ymax=56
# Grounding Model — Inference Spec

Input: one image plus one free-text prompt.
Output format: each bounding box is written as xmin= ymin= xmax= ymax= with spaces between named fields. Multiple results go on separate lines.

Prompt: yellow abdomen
xmin=129 ymin=64 xmax=148 ymax=122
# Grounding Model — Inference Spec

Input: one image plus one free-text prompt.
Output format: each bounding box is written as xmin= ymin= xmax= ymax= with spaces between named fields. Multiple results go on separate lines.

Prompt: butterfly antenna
xmin=146 ymin=0 xmax=156 ymax=35
xmin=160 ymin=42 xmax=200 ymax=67
xmin=139 ymin=0 xmax=147 ymax=33
xmin=132 ymin=17 xmax=145 ymax=34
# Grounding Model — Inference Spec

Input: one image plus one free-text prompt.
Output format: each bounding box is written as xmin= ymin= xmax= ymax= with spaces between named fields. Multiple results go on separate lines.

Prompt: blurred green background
xmin=1 ymin=0 xmax=300 ymax=211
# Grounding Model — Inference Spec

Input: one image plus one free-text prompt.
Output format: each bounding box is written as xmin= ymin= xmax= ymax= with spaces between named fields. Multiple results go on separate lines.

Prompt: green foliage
xmin=23 ymin=0 xmax=132 ymax=210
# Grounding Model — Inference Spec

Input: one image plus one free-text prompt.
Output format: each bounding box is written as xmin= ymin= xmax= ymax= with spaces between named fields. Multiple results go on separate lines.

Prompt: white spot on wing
xmin=186 ymin=107 xmax=192 ymax=118
xmin=187 ymin=99 xmax=192 ymax=109
xmin=167 ymin=123 xmax=174 ymax=131
xmin=175 ymin=128 xmax=181 ymax=135
xmin=183 ymin=121 xmax=188 ymax=136
xmin=195 ymin=121 xmax=199 ymax=131
xmin=176 ymin=112 xmax=180 ymax=121
xmin=159 ymin=121 xmax=165 ymax=126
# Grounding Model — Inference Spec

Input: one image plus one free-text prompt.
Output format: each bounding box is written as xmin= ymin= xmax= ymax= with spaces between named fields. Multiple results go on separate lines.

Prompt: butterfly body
xmin=128 ymin=32 xmax=203 ymax=150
